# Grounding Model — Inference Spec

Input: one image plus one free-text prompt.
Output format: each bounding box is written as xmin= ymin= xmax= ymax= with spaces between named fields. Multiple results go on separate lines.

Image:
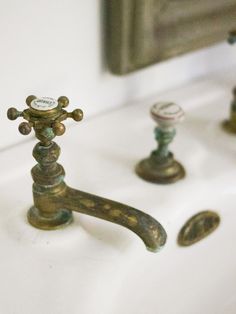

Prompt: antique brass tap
xmin=222 ymin=30 xmax=236 ymax=133
xmin=228 ymin=30 xmax=236 ymax=44
xmin=136 ymin=102 xmax=185 ymax=184
xmin=223 ymin=88 xmax=236 ymax=133
xmin=7 ymin=96 xmax=167 ymax=252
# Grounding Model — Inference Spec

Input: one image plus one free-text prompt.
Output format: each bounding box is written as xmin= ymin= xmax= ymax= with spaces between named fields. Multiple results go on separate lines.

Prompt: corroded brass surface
xmin=228 ymin=29 xmax=236 ymax=44
xmin=222 ymin=32 xmax=236 ymax=133
xmin=136 ymin=152 xmax=185 ymax=184
xmin=222 ymin=118 xmax=236 ymax=134
xmin=222 ymin=87 xmax=236 ymax=134
xmin=136 ymin=103 xmax=185 ymax=184
xmin=222 ymin=86 xmax=236 ymax=133
xmin=178 ymin=211 xmax=220 ymax=247
xmin=7 ymin=96 xmax=167 ymax=252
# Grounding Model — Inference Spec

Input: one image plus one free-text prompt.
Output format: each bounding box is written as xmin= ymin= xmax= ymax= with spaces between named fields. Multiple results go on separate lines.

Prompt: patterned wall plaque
xmin=106 ymin=0 xmax=236 ymax=74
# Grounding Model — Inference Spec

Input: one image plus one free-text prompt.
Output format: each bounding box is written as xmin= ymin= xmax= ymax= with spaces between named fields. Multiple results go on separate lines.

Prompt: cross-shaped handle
xmin=7 ymin=96 xmax=83 ymax=144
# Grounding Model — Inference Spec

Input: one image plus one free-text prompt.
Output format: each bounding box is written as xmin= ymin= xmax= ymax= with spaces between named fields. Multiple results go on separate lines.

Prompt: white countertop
xmin=0 ymin=67 xmax=236 ymax=314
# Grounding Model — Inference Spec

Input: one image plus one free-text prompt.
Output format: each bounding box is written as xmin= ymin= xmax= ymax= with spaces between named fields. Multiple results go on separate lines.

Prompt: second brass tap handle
xmin=7 ymin=96 xmax=83 ymax=142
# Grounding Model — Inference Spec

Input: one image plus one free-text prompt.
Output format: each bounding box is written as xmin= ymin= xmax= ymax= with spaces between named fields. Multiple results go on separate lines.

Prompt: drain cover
xmin=178 ymin=211 xmax=220 ymax=246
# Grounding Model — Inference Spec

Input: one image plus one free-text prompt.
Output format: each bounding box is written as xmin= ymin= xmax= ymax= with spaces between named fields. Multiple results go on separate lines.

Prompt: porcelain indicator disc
xmin=31 ymin=97 xmax=58 ymax=111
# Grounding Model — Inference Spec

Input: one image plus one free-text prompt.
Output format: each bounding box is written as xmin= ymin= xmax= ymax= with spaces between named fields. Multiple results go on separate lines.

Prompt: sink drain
xmin=178 ymin=210 xmax=220 ymax=246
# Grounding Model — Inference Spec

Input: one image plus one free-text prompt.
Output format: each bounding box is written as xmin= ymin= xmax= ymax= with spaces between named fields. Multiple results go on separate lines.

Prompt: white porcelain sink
xmin=0 ymin=71 xmax=236 ymax=314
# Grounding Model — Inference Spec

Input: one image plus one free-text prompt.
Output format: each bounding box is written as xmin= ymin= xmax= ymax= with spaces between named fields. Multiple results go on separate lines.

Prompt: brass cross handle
xmin=7 ymin=96 xmax=83 ymax=145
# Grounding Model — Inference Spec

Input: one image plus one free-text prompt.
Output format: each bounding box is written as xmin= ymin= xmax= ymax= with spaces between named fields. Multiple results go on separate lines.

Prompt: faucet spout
xmin=62 ymin=187 xmax=167 ymax=252
xmin=31 ymin=183 xmax=167 ymax=252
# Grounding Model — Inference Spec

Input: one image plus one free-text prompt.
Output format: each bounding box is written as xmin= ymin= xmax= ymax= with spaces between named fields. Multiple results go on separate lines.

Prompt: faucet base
xmin=222 ymin=119 xmax=236 ymax=134
xmin=27 ymin=206 xmax=73 ymax=230
xmin=135 ymin=152 xmax=185 ymax=184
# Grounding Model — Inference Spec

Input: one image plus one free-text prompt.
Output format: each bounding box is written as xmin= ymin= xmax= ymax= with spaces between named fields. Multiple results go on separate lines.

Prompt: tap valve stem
xmin=136 ymin=102 xmax=186 ymax=184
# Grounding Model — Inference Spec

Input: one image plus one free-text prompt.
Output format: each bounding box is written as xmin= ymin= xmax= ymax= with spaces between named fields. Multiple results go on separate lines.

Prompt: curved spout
xmin=58 ymin=187 xmax=167 ymax=252
xmin=29 ymin=141 xmax=166 ymax=252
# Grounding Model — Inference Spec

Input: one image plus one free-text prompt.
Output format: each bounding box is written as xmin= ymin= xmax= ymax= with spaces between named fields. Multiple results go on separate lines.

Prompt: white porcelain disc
xmin=151 ymin=102 xmax=185 ymax=125
xmin=31 ymin=97 xmax=58 ymax=111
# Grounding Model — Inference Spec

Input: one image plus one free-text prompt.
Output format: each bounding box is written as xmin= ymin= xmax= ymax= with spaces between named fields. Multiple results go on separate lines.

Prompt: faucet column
xmin=7 ymin=95 xmax=83 ymax=229
xmin=29 ymin=141 xmax=73 ymax=230
xmin=135 ymin=102 xmax=185 ymax=184
xmin=222 ymin=30 xmax=236 ymax=133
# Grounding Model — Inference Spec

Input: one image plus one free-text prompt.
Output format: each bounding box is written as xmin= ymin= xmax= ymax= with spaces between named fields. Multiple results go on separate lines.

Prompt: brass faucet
xmin=7 ymin=96 xmax=167 ymax=252
xmin=136 ymin=102 xmax=185 ymax=184
xmin=222 ymin=30 xmax=236 ymax=133
xmin=228 ymin=30 xmax=236 ymax=44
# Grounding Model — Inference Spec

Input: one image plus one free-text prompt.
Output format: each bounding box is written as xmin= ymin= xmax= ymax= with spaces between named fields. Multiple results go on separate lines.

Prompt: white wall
xmin=1 ymin=0 xmax=236 ymax=150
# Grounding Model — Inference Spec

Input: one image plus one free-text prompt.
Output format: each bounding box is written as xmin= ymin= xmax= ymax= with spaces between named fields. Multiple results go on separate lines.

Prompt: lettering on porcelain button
xmin=151 ymin=102 xmax=184 ymax=121
xmin=31 ymin=97 xmax=58 ymax=111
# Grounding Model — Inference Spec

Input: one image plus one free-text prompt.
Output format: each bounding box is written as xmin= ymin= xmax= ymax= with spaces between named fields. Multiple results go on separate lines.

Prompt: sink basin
xmin=0 ymin=72 xmax=236 ymax=314
xmin=109 ymin=191 xmax=236 ymax=314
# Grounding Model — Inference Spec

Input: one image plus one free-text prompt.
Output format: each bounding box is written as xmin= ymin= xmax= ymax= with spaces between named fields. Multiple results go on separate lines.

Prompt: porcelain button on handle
xmin=150 ymin=102 xmax=185 ymax=128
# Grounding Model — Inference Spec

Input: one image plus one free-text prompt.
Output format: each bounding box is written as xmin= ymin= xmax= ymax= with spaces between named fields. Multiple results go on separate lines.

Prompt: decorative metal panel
xmin=106 ymin=0 xmax=236 ymax=74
